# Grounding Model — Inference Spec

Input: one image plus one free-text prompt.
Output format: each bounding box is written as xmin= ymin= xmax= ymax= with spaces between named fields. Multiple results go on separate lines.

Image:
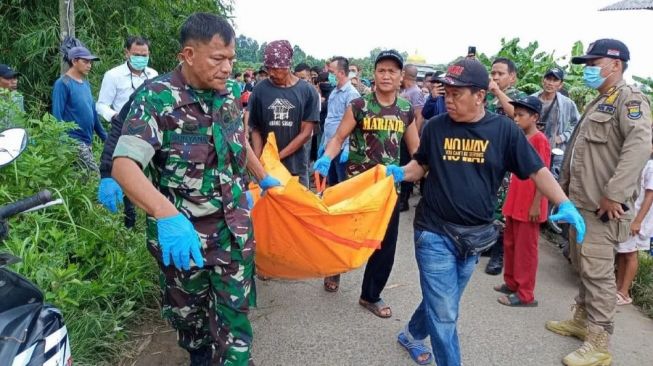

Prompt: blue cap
xmin=0 ymin=64 xmax=19 ymax=78
xmin=67 ymin=46 xmax=100 ymax=62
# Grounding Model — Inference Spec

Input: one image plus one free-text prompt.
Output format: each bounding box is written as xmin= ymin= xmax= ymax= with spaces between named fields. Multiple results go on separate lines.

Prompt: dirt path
xmin=123 ymin=198 xmax=653 ymax=366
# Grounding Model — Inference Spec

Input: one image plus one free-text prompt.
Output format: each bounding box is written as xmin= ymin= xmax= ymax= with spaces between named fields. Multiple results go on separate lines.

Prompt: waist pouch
xmin=435 ymin=217 xmax=499 ymax=258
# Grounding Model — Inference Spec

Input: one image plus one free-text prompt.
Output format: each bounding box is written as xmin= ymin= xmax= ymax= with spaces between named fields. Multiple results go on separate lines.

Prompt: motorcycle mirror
xmin=0 ymin=128 xmax=28 ymax=168
xmin=551 ymin=148 xmax=564 ymax=156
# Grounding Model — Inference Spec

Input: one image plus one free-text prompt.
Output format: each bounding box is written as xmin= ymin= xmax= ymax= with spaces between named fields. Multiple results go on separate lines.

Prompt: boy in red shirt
xmin=494 ymin=96 xmax=551 ymax=307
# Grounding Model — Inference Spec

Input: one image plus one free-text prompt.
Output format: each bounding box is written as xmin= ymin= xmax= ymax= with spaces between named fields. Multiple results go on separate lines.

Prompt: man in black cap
xmin=52 ymin=46 xmax=106 ymax=173
xmin=0 ymin=64 xmax=24 ymax=127
xmin=314 ymin=49 xmax=420 ymax=317
xmin=546 ymin=38 xmax=652 ymax=366
xmin=384 ymin=58 xmax=586 ymax=366
xmin=533 ymin=67 xmax=580 ymax=174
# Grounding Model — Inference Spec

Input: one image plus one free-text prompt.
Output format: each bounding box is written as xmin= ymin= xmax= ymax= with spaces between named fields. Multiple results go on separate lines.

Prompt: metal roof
xmin=600 ymin=0 xmax=653 ymax=11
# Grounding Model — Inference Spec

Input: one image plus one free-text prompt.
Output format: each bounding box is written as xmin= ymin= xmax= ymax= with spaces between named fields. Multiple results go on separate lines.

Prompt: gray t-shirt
xmin=248 ymin=78 xmax=320 ymax=180
xmin=400 ymin=85 xmax=426 ymax=110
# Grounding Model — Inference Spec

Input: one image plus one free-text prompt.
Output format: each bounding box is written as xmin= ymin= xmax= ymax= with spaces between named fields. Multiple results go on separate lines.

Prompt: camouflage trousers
xmin=76 ymin=143 xmax=99 ymax=177
xmin=159 ymin=259 xmax=255 ymax=365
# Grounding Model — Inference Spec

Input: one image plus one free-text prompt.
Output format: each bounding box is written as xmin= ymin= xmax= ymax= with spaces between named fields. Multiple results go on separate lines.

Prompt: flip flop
xmin=359 ymin=298 xmax=392 ymax=318
xmin=397 ymin=332 xmax=433 ymax=365
xmin=617 ymin=291 xmax=633 ymax=306
xmin=498 ymin=293 xmax=538 ymax=307
xmin=493 ymin=283 xmax=514 ymax=295
xmin=323 ymin=275 xmax=340 ymax=292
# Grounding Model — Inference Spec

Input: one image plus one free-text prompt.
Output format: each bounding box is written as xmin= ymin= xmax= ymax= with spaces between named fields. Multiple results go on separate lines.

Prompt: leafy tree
xmin=0 ymin=0 xmax=233 ymax=115
xmin=235 ymin=34 xmax=259 ymax=63
xmin=292 ymin=45 xmax=307 ymax=65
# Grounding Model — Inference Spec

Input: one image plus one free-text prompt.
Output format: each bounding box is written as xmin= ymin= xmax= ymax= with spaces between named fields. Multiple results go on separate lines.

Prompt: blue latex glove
xmin=385 ymin=164 xmax=405 ymax=183
xmin=246 ymin=191 xmax=254 ymax=210
xmin=157 ymin=213 xmax=204 ymax=270
xmin=549 ymin=200 xmax=586 ymax=243
xmin=339 ymin=149 xmax=349 ymax=164
xmin=259 ymin=174 xmax=281 ymax=194
xmin=313 ymin=154 xmax=332 ymax=177
xmin=317 ymin=144 xmax=325 ymax=159
xmin=98 ymin=178 xmax=124 ymax=213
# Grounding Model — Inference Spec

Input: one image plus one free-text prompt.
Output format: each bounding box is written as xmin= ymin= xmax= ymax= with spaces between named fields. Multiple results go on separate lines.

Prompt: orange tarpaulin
xmin=250 ymin=134 xmax=398 ymax=279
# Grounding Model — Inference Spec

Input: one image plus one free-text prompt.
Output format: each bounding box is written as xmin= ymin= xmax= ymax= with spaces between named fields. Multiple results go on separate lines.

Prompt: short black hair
xmin=179 ymin=12 xmax=235 ymax=47
xmin=234 ymin=72 xmax=242 ymax=78
xmin=330 ymin=56 xmax=349 ymax=74
xmin=424 ymin=71 xmax=435 ymax=79
xmin=492 ymin=57 xmax=517 ymax=74
xmin=124 ymin=35 xmax=150 ymax=50
xmin=294 ymin=62 xmax=310 ymax=73
xmin=310 ymin=66 xmax=321 ymax=75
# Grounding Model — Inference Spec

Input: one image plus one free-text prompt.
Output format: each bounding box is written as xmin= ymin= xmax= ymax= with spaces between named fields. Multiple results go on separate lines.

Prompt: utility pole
xmin=59 ymin=0 xmax=75 ymax=74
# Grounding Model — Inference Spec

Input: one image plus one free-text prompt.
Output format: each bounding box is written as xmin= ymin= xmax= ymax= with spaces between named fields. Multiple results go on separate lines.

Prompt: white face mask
xmin=348 ymin=71 xmax=357 ymax=79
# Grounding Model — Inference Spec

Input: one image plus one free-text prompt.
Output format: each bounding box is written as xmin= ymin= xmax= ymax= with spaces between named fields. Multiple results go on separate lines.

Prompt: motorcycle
xmin=0 ymin=127 xmax=71 ymax=366
xmin=546 ymin=147 xmax=571 ymax=260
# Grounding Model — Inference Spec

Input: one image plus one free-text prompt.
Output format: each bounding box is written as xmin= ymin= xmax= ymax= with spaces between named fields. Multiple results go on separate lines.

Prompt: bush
xmin=0 ymin=0 xmax=233 ymax=116
xmin=632 ymin=252 xmax=653 ymax=318
xmin=0 ymin=101 xmax=158 ymax=364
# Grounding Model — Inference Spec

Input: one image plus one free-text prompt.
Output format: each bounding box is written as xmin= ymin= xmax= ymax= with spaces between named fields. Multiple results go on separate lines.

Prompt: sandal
xmin=323 ymin=275 xmax=340 ymax=292
xmin=497 ymin=293 xmax=538 ymax=307
xmin=493 ymin=283 xmax=514 ymax=295
xmin=617 ymin=291 xmax=633 ymax=306
xmin=397 ymin=332 xmax=433 ymax=365
xmin=359 ymin=298 xmax=392 ymax=318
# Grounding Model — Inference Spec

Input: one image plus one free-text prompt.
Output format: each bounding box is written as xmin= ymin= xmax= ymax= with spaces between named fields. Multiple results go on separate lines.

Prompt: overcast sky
xmin=232 ymin=0 xmax=649 ymax=79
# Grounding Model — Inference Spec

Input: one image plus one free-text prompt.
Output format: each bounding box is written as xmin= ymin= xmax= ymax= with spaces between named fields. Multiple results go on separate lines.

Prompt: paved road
xmin=130 ymin=196 xmax=653 ymax=366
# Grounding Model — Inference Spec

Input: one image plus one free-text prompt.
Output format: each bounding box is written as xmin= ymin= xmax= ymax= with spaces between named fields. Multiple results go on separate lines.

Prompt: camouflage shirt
xmin=486 ymin=86 xmax=527 ymax=116
xmin=114 ymin=67 xmax=252 ymax=265
xmin=347 ymin=93 xmax=414 ymax=178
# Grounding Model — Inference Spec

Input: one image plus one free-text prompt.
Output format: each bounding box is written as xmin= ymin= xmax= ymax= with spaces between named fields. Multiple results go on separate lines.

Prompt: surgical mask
xmin=348 ymin=71 xmax=357 ymax=79
xmin=328 ymin=72 xmax=336 ymax=86
xmin=129 ymin=55 xmax=149 ymax=71
xmin=582 ymin=65 xmax=610 ymax=89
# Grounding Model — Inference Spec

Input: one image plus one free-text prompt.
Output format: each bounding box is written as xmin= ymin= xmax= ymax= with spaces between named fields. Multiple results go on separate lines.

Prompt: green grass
xmin=632 ymin=252 xmax=653 ymax=318
xmin=0 ymin=106 xmax=159 ymax=364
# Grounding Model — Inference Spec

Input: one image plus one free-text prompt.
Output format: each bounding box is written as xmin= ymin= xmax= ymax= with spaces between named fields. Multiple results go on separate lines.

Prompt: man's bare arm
xmin=112 ymin=157 xmax=178 ymax=219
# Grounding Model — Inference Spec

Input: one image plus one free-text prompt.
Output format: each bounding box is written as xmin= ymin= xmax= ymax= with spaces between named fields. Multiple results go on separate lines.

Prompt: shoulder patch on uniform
xmin=604 ymin=90 xmax=620 ymax=105
xmin=597 ymin=104 xmax=616 ymax=114
xmin=626 ymin=100 xmax=642 ymax=120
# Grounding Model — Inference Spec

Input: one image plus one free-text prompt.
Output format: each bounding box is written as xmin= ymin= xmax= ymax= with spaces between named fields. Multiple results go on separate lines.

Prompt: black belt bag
xmin=435 ymin=218 xmax=499 ymax=258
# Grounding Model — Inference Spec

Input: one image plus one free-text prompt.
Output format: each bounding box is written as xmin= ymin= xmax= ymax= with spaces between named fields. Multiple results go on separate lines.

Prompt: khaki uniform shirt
xmin=560 ymin=80 xmax=652 ymax=217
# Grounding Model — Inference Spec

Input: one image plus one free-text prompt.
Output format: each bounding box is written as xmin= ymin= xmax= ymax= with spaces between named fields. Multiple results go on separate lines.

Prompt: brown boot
xmin=545 ymin=304 xmax=589 ymax=341
xmin=562 ymin=324 xmax=612 ymax=366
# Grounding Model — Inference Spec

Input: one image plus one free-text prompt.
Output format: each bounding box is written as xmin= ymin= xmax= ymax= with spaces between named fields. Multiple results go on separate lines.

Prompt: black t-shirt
xmin=248 ymin=79 xmax=320 ymax=176
xmin=413 ymin=112 xmax=544 ymax=230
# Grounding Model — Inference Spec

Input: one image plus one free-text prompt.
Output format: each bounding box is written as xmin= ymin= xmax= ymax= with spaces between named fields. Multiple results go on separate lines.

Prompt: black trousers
xmin=360 ymin=203 xmax=400 ymax=303
xmin=124 ymin=196 xmax=136 ymax=228
xmin=399 ymin=140 xmax=413 ymax=203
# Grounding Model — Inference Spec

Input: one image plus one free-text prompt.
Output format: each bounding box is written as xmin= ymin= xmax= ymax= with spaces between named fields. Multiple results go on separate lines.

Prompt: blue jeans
xmin=327 ymin=151 xmax=347 ymax=186
xmin=406 ymin=229 xmax=479 ymax=366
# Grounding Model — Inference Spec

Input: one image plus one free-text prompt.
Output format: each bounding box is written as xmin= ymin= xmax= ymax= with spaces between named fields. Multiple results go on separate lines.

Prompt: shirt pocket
xmin=585 ymin=113 xmax=612 ymax=144
xmin=160 ymin=137 xmax=214 ymax=194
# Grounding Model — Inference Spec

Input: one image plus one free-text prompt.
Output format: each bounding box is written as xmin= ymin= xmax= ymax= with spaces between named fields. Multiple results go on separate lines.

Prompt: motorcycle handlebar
xmin=0 ymin=190 xmax=53 ymax=219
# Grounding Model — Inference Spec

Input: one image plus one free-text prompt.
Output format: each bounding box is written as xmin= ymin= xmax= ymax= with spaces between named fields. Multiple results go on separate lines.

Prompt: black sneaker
xmin=189 ymin=346 xmax=212 ymax=366
xmin=485 ymin=258 xmax=503 ymax=275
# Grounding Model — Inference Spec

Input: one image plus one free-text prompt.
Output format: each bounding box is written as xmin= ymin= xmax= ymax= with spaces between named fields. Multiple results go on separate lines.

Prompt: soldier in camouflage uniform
xmin=314 ymin=50 xmax=420 ymax=318
xmin=484 ymin=57 xmax=529 ymax=275
xmin=112 ymin=13 xmax=280 ymax=366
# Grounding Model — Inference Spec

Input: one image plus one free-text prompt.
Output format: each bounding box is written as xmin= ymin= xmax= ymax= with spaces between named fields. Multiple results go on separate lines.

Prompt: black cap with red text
xmin=436 ymin=59 xmax=489 ymax=90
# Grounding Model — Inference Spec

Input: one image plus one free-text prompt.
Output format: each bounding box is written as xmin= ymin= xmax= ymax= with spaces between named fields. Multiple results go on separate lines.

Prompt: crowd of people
xmin=1 ymin=11 xmax=652 ymax=366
